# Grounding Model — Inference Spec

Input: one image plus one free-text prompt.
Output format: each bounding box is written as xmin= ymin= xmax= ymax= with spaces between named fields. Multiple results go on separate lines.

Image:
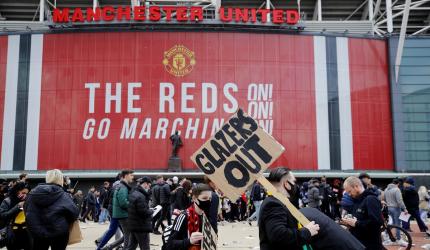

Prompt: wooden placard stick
xmin=257 ymin=176 xmax=310 ymax=226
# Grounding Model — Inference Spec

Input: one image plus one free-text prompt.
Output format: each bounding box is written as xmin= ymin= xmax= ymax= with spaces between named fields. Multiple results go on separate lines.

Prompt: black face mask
xmin=196 ymin=199 xmax=211 ymax=215
xmin=285 ymin=181 xmax=298 ymax=198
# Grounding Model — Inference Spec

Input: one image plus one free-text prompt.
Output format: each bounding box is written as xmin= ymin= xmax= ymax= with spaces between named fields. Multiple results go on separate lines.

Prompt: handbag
xmin=68 ymin=220 xmax=83 ymax=245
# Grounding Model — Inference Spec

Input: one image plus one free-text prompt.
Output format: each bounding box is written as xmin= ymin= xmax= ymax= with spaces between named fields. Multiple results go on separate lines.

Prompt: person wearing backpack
xmin=163 ymin=184 xmax=213 ymax=250
xmin=127 ymin=177 xmax=153 ymax=250
xmin=0 ymin=182 xmax=31 ymax=250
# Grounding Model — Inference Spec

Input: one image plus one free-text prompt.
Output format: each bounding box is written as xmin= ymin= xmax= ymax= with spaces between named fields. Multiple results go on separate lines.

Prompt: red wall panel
xmin=349 ymin=38 xmax=394 ymax=170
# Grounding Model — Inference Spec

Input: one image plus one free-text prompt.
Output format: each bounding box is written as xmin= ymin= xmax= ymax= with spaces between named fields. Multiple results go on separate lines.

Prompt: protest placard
xmin=191 ymin=108 xmax=284 ymax=200
xmin=201 ymin=213 xmax=217 ymax=250
xmin=191 ymin=108 xmax=310 ymax=226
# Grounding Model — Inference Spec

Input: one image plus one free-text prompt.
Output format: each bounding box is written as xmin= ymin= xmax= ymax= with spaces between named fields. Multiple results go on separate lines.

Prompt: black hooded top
xmin=24 ymin=183 xmax=79 ymax=238
xmin=349 ymin=189 xmax=384 ymax=250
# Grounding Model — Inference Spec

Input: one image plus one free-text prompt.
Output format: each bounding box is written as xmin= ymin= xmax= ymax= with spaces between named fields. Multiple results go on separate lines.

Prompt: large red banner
xmin=32 ymin=32 xmax=393 ymax=171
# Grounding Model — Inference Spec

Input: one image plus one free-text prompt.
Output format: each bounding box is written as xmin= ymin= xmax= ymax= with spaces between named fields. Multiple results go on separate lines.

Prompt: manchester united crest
xmin=162 ymin=45 xmax=196 ymax=77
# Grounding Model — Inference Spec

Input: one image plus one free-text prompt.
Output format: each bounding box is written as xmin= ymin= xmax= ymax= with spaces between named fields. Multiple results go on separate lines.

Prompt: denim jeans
xmin=99 ymin=208 xmax=108 ymax=224
xmin=420 ymin=209 xmax=428 ymax=223
xmin=402 ymin=209 xmax=428 ymax=232
xmin=248 ymin=200 xmax=263 ymax=223
xmin=388 ymin=206 xmax=401 ymax=239
xmin=97 ymin=218 xmax=120 ymax=250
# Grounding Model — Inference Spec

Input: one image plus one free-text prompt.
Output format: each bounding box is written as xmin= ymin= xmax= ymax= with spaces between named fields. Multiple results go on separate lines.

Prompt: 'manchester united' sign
xmin=52 ymin=6 xmax=300 ymax=25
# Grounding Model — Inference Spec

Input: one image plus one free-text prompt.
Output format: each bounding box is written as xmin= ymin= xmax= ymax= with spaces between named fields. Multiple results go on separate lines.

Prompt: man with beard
xmin=341 ymin=176 xmax=383 ymax=250
xmin=259 ymin=167 xmax=320 ymax=250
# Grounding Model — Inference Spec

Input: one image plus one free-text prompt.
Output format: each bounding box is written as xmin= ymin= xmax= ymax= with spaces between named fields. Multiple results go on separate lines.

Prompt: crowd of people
xmin=0 ymin=169 xmax=429 ymax=250
xmin=0 ymin=170 xmax=79 ymax=250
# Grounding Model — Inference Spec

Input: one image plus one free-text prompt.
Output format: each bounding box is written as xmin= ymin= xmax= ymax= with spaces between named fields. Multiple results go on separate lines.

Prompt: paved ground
xmin=71 ymin=221 xmax=429 ymax=250
xmin=71 ymin=220 xmax=259 ymax=250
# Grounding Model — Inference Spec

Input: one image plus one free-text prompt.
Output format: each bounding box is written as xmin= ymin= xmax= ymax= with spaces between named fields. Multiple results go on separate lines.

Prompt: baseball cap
xmin=404 ymin=177 xmax=415 ymax=186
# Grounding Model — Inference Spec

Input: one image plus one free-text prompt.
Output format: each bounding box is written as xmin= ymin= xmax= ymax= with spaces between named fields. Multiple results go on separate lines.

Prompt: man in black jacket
xmin=81 ymin=186 xmax=96 ymax=223
xmin=127 ymin=177 xmax=153 ymax=250
xmin=153 ymin=175 xmax=172 ymax=234
xmin=171 ymin=180 xmax=192 ymax=211
xmin=402 ymin=177 xmax=429 ymax=235
xmin=259 ymin=167 xmax=320 ymax=250
xmin=341 ymin=176 xmax=383 ymax=250
xmin=319 ymin=177 xmax=334 ymax=218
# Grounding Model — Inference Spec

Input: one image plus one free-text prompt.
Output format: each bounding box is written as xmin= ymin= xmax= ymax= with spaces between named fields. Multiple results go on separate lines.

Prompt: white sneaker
xmin=421 ymin=243 xmax=430 ymax=250
xmin=383 ymin=240 xmax=395 ymax=246
xmin=396 ymin=239 xmax=408 ymax=247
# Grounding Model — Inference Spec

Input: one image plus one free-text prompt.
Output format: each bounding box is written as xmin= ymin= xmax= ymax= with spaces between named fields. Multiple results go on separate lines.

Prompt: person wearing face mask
xmin=0 ymin=182 xmax=31 ymax=250
xmin=259 ymin=167 xmax=320 ymax=250
xmin=163 ymin=183 xmax=212 ymax=250
xmin=127 ymin=177 xmax=153 ymax=250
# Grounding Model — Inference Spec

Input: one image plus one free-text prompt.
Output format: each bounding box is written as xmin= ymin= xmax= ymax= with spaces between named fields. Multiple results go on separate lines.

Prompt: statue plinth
xmin=168 ymin=157 xmax=182 ymax=172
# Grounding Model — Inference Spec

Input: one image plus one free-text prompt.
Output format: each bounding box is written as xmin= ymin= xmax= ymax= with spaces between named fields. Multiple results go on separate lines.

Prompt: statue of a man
xmin=169 ymin=131 xmax=183 ymax=157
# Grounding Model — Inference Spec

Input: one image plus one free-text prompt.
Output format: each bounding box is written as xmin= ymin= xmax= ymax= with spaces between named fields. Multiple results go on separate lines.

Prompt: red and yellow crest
xmin=162 ymin=45 xmax=196 ymax=77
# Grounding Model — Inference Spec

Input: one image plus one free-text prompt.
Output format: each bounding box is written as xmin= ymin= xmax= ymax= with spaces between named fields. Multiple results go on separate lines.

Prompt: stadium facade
xmin=0 ymin=0 xmax=429 ymax=179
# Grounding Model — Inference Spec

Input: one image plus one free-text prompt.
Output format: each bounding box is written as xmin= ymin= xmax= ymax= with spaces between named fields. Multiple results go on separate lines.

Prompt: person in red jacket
xmin=163 ymin=184 xmax=212 ymax=250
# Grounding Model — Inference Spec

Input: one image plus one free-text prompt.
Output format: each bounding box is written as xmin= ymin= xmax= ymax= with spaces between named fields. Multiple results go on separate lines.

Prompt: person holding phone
xmin=0 ymin=182 xmax=31 ymax=249
xmin=341 ymin=176 xmax=384 ymax=250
